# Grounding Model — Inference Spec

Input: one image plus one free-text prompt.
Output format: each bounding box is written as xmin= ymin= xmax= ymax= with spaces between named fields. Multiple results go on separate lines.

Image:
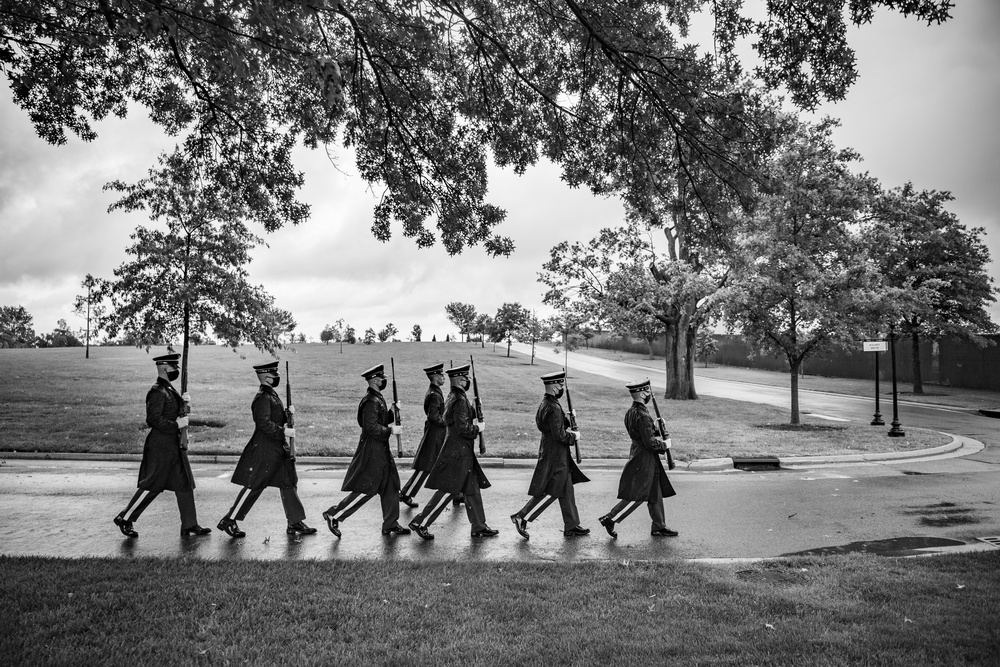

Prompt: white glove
xmin=568 ymin=429 xmax=580 ymax=441
xmin=393 ymin=401 xmax=403 ymax=411
xmin=182 ymin=392 xmax=191 ymax=404
xmin=176 ymin=416 xmax=189 ymax=429
xmin=663 ymin=438 xmax=672 ymax=449
xmin=476 ymin=420 xmax=485 ymax=433
xmin=284 ymin=427 xmax=296 ymax=438
xmin=570 ymin=409 xmax=577 ymax=418
xmin=287 ymin=405 xmax=296 ymax=415
xmin=390 ymin=423 xmax=402 ymax=436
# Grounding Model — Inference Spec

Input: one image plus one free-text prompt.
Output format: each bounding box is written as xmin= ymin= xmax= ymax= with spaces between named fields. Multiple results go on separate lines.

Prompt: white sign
xmin=863 ymin=341 xmax=888 ymax=352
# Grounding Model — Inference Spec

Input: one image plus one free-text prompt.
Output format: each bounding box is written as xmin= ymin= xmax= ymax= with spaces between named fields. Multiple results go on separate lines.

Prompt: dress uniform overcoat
xmin=231 ymin=385 xmax=297 ymax=490
xmin=527 ymin=394 xmax=589 ymax=496
xmin=341 ymin=388 xmax=400 ymax=494
xmin=427 ymin=387 xmax=490 ymax=494
xmin=616 ymin=401 xmax=675 ymax=501
xmin=411 ymin=384 xmax=446 ymax=471
xmin=137 ymin=377 xmax=194 ymax=492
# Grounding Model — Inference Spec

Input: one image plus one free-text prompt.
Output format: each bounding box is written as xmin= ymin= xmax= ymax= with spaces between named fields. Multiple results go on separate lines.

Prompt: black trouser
xmin=604 ymin=483 xmax=666 ymax=530
xmin=400 ymin=469 xmax=429 ymax=499
xmin=120 ymin=487 xmax=198 ymax=527
xmin=325 ymin=487 xmax=401 ymax=531
xmin=411 ymin=475 xmax=487 ymax=532
xmin=223 ymin=485 xmax=306 ymax=524
xmin=514 ymin=476 xmax=581 ymax=530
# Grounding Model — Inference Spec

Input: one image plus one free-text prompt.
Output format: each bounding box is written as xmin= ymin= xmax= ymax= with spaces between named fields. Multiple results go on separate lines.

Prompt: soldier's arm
xmin=451 ymin=397 xmax=479 ymax=439
xmin=426 ymin=392 xmax=446 ymax=426
xmin=252 ymin=394 xmax=284 ymax=439
xmin=361 ymin=398 xmax=391 ymax=439
xmin=543 ymin=403 xmax=575 ymax=446
xmin=146 ymin=388 xmax=178 ymax=434
xmin=634 ymin=412 xmax=665 ymax=452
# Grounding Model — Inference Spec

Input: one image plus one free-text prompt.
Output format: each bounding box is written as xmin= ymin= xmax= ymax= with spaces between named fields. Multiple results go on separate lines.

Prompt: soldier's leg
xmin=400 ymin=470 xmax=428 ymax=498
xmin=379 ymin=484 xmax=402 ymax=531
xmin=607 ymin=499 xmax=645 ymax=524
xmin=120 ymin=488 xmax=161 ymax=522
xmin=280 ymin=487 xmax=306 ymax=524
xmin=647 ymin=485 xmax=667 ymax=531
xmin=413 ymin=489 xmax=453 ymax=528
xmin=462 ymin=478 xmax=488 ymax=532
xmin=518 ymin=495 xmax=557 ymax=523
xmin=557 ymin=481 xmax=582 ymax=531
xmin=175 ymin=489 xmax=198 ymax=527
xmin=224 ymin=486 xmax=267 ymax=521
xmin=327 ymin=491 xmax=375 ymax=522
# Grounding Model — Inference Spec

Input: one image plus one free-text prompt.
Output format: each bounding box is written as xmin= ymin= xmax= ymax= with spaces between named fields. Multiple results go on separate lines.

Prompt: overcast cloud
xmin=1 ymin=1 xmax=998 ymax=344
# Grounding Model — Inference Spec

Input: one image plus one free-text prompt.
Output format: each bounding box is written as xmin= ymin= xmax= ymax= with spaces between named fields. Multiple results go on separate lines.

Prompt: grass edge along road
xmin=2 ymin=553 xmax=998 ymax=665
xmin=0 ymin=343 xmax=948 ymax=461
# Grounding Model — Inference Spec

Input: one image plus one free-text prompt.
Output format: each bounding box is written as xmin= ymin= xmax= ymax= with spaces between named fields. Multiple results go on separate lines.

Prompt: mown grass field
xmin=0 ymin=343 xmax=948 ymax=460
xmin=2 ymin=553 xmax=998 ymax=665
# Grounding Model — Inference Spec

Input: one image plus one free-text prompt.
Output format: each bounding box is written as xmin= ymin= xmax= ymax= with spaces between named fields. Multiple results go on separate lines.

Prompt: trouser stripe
xmin=525 ymin=495 xmax=556 ymax=522
xmin=401 ymin=470 xmax=428 ymax=497
xmin=419 ymin=491 xmax=453 ymax=527
xmin=334 ymin=492 xmax=371 ymax=520
xmin=610 ymin=500 xmax=643 ymax=523
xmin=122 ymin=490 xmax=150 ymax=521
xmin=229 ymin=486 xmax=256 ymax=519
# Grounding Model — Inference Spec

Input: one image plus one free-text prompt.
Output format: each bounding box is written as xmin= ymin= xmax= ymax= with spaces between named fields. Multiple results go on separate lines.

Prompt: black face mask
xmin=376 ymin=377 xmax=388 ymax=391
xmin=642 ymin=393 xmax=651 ymax=404
xmin=554 ymin=386 xmax=565 ymax=399
xmin=270 ymin=376 xmax=281 ymax=389
xmin=167 ymin=369 xmax=180 ymax=382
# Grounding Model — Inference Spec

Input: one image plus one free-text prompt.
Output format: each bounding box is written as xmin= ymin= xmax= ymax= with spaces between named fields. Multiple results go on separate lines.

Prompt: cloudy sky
xmin=1 ymin=1 xmax=998 ymax=345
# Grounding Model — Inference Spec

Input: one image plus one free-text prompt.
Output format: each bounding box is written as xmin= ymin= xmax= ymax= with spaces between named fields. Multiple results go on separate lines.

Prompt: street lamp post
xmin=871 ymin=346 xmax=884 ymax=426
xmin=888 ymin=324 xmax=905 ymax=437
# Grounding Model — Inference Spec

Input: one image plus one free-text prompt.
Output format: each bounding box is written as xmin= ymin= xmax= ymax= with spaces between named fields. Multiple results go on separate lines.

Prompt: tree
xmin=444 ymin=303 xmax=477 ymax=343
xmin=73 ymin=273 xmax=105 ymax=358
xmin=472 ymin=313 xmax=494 ymax=349
xmin=363 ymin=328 xmax=377 ymax=345
xmin=2 ymin=1 xmax=951 ymax=258
xmin=695 ymin=328 xmax=719 ymax=367
xmin=378 ymin=322 xmax=398 ymax=343
xmin=724 ymin=118 xmax=886 ymax=424
xmin=492 ymin=303 xmax=530 ymax=358
xmin=866 ymin=183 xmax=997 ymax=393
xmin=320 ymin=327 xmax=335 ymax=345
xmin=515 ymin=311 xmax=550 ymax=365
xmin=98 ymin=150 xmax=292 ymax=400
xmin=0 ymin=305 xmax=36 ymax=348
xmin=410 ymin=324 xmax=422 ymax=342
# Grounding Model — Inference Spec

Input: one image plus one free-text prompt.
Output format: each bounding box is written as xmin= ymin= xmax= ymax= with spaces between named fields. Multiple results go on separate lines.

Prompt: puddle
xmin=780 ymin=536 xmax=967 ymax=557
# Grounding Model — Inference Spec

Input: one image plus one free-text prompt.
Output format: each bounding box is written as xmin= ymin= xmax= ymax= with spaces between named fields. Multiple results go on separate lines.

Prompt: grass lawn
xmin=2 ymin=552 xmax=998 ymax=665
xmin=0 ymin=343 xmax=948 ymax=461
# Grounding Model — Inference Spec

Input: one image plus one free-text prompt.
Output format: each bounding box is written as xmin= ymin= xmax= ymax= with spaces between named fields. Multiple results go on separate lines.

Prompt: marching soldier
xmin=113 ymin=352 xmax=210 ymax=538
xmin=510 ymin=371 xmax=590 ymax=539
xmin=322 ymin=364 xmax=410 ymax=538
xmin=598 ymin=379 xmax=678 ymax=538
xmin=408 ymin=364 xmax=499 ymax=540
xmin=399 ymin=363 xmax=447 ymax=508
xmin=217 ymin=362 xmax=316 ymax=538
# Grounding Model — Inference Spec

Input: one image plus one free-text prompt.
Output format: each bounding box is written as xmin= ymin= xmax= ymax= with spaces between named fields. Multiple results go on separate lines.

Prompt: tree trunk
xmin=663 ymin=308 xmax=698 ymax=400
xmin=789 ymin=356 xmax=801 ymax=424
xmin=506 ymin=338 xmax=511 ymax=357
xmin=911 ymin=331 xmax=923 ymax=394
xmin=684 ymin=324 xmax=699 ymax=400
xmin=646 ymin=337 xmax=655 ymax=359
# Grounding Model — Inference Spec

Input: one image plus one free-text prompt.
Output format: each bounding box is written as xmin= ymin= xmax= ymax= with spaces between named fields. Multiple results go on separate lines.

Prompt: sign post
xmin=863 ymin=340 xmax=888 ymax=426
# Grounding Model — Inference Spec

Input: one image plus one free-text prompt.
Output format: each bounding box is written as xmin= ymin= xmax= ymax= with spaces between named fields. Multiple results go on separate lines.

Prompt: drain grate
xmin=975 ymin=536 xmax=1000 ymax=548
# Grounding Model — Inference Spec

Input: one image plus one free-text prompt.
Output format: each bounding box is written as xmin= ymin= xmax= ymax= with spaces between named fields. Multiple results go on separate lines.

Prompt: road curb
xmin=0 ymin=437 xmax=967 ymax=471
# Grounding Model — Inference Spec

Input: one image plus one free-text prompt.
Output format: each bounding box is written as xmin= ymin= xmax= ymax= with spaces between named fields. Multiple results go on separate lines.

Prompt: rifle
xmin=390 ymin=357 xmax=402 ymax=457
xmin=469 ymin=355 xmax=486 ymax=455
xmin=649 ymin=392 xmax=676 ymax=470
xmin=285 ymin=361 xmax=296 ymax=460
xmin=178 ymin=360 xmax=189 ymax=451
xmin=562 ymin=367 xmax=582 ymax=464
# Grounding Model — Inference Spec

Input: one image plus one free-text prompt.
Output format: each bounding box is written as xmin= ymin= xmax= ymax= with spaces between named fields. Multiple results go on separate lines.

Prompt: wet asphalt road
xmin=2 ymin=347 xmax=999 ymax=562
